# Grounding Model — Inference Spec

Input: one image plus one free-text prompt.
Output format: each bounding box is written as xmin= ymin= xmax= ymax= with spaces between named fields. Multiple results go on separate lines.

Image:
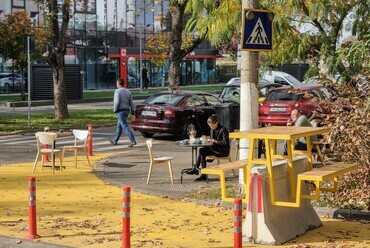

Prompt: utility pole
xmin=27 ymin=36 xmax=31 ymax=127
xmin=239 ymin=0 xmax=260 ymax=183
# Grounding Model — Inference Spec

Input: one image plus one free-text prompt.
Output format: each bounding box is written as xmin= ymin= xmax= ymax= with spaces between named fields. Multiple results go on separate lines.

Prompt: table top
xmin=229 ymin=126 xmax=331 ymax=140
xmin=177 ymin=140 xmax=214 ymax=148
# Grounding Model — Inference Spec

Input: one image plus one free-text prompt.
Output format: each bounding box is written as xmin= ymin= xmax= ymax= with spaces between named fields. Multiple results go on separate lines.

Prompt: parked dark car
xmin=131 ymin=91 xmax=223 ymax=138
xmin=258 ymin=84 xmax=336 ymax=126
xmin=219 ymin=79 xmax=282 ymax=104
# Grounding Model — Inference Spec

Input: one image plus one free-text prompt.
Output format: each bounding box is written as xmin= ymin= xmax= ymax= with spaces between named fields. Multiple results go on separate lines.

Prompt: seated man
xmin=284 ymin=109 xmax=318 ymax=154
xmin=192 ymin=114 xmax=230 ymax=181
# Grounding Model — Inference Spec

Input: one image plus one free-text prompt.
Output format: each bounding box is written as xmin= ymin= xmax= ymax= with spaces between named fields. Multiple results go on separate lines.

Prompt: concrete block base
xmin=243 ymin=156 xmax=322 ymax=245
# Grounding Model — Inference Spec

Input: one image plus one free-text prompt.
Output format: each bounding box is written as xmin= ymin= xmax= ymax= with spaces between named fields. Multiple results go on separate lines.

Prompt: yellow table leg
xmin=306 ymin=136 xmax=313 ymax=170
xmin=245 ymin=138 xmax=255 ymax=201
xmin=264 ymin=138 xmax=276 ymax=204
xmin=220 ymin=171 xmax=227 ymax=201
xmin=287 ymin=139 xmax=296 ymax=197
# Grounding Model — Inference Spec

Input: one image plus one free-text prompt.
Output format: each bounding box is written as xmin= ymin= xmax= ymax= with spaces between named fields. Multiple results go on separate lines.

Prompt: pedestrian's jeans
xmin=113 ymin=110 xmax=136 ymax=144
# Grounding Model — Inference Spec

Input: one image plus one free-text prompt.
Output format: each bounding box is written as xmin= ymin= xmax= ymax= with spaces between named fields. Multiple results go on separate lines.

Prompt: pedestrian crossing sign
xmin=242 ymin=9 xmax=273 ymax=51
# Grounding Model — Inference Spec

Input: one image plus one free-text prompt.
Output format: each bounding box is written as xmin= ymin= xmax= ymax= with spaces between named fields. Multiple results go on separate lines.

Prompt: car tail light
xmin=164 ymin=106 xmax=175 ymax=118
xmin=260 ymin=106 xmax=269 ymax=115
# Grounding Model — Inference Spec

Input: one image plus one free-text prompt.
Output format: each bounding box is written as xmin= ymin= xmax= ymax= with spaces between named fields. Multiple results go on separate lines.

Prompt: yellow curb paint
xmin=0 ymin=154 xmax=368 ymax=247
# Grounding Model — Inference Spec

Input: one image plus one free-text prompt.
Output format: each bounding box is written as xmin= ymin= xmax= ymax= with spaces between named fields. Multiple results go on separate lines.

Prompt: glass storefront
xmin=0 ymin=0 xmax=219 ymax=93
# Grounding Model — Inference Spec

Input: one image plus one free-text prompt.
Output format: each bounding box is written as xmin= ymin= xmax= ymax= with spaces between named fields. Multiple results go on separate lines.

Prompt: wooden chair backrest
xmin=72 ymin=129 xmax=89 ymax=146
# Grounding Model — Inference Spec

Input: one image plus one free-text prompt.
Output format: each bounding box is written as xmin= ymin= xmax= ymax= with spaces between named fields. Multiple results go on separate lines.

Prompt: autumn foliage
xmin=310 ymin=75 xmax=370 ymax=210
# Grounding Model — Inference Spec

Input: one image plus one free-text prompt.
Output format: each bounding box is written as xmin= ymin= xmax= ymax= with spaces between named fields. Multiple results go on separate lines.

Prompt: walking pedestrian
xmin=142 ymin=66 xmax=149 ymax=89
xmin=110 ymin=78 xmax=137 ymax=147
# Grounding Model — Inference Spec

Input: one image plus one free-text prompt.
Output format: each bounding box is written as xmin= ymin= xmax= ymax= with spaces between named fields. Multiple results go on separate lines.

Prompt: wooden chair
xmin=62 ymin=129 xmax=91 ymax=168
xmin=33 ymin=132 xmax=63 ymax=174
xmin=146 ymin=139 xmax=174 ymax=184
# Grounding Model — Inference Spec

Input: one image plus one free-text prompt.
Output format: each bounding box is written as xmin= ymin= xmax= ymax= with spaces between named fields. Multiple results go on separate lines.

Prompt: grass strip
xmin=0 ymin=85 xmax=223 ymax=101
xmin=0 ymin=109 xmax=116 ymax=132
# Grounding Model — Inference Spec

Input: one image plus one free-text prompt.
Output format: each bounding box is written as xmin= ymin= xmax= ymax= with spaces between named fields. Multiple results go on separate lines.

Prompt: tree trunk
xmin=168 ymin=1 xmax=186 ymax=91
xmin=168 ymin=0 xmax=205 ymax=91
xmin=52 ymin=53 xmax=69 ymax=119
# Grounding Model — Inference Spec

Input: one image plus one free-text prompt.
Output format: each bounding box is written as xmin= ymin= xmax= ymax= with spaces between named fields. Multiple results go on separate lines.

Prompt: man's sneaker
xmin=109 ymin=139 xmax=117 ymax=145
xmin=194 ymin=174 xmax=207 ymax=181
xmin=128 ymin=141 xmax=137 ymax=148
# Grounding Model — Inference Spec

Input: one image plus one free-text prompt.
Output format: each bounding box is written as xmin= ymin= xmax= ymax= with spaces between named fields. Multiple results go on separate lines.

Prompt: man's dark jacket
xmin=210 ymin=124 xmax=230 ymax=157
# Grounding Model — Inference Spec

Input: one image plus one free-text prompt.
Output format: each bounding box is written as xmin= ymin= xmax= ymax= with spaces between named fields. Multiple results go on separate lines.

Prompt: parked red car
xmin=258 ymin=84 xmax=336 ymax=126
xmin=131 ymin=91 xmax=223 ymax=138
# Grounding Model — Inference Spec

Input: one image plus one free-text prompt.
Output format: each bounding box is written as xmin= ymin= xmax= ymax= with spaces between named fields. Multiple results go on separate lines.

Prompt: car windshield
xmin=143 ymin=94 xmax=183 ymax=105
xmin=285 ymin=75 xmax=301 ymax=85
xmin=267 ymin=91 xmax=302 ymax=101
xmin=219 ymin=86 xmax=240 ymax=103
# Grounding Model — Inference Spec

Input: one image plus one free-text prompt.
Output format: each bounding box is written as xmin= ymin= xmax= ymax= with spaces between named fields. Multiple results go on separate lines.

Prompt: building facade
xmin=0 ymin=0 xmax=220 ymax=91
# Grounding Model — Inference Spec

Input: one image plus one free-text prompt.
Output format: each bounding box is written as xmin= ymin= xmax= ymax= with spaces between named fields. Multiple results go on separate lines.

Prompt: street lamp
xmin=130 ymin=23 xmax=151 ymax=93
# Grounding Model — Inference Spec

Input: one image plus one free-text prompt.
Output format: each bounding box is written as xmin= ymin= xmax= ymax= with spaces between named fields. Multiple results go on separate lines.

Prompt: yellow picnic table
xmin=230 ymin=126 xmax=330 ymax=206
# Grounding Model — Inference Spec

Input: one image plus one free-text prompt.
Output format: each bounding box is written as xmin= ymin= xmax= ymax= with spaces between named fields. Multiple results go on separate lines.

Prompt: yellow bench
xmin=279 ymin=162 xmax=359 ymax=208
xmin=201 ymin=159 xmax=248 ymax=202
xmin=298 ymin=162 xmax=358 ymax=198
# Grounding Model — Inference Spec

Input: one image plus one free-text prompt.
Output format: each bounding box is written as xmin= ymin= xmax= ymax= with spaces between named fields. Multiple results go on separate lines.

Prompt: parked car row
xmin=132 ymin=82 xmax=339 ymax=139
xmin=226 ymin=71 xmax=302 ymax=87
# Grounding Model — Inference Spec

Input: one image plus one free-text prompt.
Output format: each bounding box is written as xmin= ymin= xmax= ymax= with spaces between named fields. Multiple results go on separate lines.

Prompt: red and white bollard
xmin=25 ymin=177 xmax=40 ymax=239
xmin=88 ymin=124 xmax=94 ymax=156
xmin=43 ymin=144 xmax=50 ymax=162
xmin=122 ymin=186 xmax=131 ymax=248
xmin=234 ymin=198 xmax=242 ymax=248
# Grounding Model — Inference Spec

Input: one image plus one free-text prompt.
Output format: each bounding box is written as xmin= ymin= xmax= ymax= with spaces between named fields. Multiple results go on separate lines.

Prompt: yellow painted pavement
xmin=0 ymin=154 xmax=369 ymax=247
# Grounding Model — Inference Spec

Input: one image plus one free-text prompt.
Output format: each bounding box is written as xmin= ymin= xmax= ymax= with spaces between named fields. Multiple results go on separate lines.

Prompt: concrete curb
xmin=314 ymin=207 xmax=370 ymax=221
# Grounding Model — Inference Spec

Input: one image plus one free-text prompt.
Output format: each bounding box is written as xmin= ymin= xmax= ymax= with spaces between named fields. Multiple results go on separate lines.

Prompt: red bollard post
xmin=122 ymin=186 xmax=131 ymax=248
xmin=25 ymin=177 xmax=40 ymax=239
xmin=234 ymin=198 xmax=242 ymax=248
xmin=88 ymin=124 xmax=94 ymax=156
xmin=43 ymin=144 xmax=50 ymax=162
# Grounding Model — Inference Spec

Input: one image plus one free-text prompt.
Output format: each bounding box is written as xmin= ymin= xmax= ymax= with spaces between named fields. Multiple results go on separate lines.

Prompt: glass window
xmin=274 ymin=76 xmax=289 ymax=85
xmin=107 ymin=0 xmax=117 ymax=31
xmin=187 ymin=95 xmax=206 ymax=107
xmin=96 ymin=0 xmax=106 ymax=31
xmin=74 ymin=13 xmax=86 ymax=30
xmin=204 ymin=95 xmax=222 ymax=106
xmin=144 ymin=94 xmax=182 ymax=105
xmin=86 ymin=14 xmax=97 ymax=31
xmin=267 ymin=91 xmax=301 ymax=101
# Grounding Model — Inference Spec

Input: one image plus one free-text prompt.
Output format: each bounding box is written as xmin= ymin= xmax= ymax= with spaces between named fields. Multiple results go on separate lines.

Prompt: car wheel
xmin=183 ymin=120 xmax=198 ymax=139
xmin=141 ymin=132 xmax=154 ymax=138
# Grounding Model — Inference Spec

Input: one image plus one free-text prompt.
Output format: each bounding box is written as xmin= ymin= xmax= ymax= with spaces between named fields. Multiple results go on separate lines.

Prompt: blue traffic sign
xmin=241 ymin=9 xmax=273 ymax=51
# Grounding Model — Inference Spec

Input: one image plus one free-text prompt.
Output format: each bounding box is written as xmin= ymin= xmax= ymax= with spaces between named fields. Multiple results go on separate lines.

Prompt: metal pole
xmin=27 ymin=36 xmax=31 ymax=127
xmin=139 ymin=28 xmax=143 ymax=93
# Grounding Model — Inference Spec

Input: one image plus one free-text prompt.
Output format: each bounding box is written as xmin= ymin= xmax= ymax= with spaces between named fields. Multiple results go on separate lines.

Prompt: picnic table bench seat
xmin=298 ymin=162 xmax=358 ymax=199
xmin=201 ymin=159 xmax=248 ymax=202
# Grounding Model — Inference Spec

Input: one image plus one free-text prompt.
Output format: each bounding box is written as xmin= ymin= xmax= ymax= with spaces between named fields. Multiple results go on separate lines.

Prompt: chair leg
xmin=84 ymin=148 xmax=91 ymax=167
xmin=74 ymin=149 xmax=78 ymax=168
xmin=147 ymin=162 xmax=153 ymax=184
xmin=41 ymin=155 xmax=45 ymax=171
xmin=51 ymin=152 xmax=55 ymax=174
xmin=61 ymin=148 xmax=66 ymax=164
xmin=59 ymin=154 xmax=63 ymax=172
xmin=32 ymin=153 xmax=40 ymax=173
xmin=168 ymin=161 xmax=174 ymax=184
